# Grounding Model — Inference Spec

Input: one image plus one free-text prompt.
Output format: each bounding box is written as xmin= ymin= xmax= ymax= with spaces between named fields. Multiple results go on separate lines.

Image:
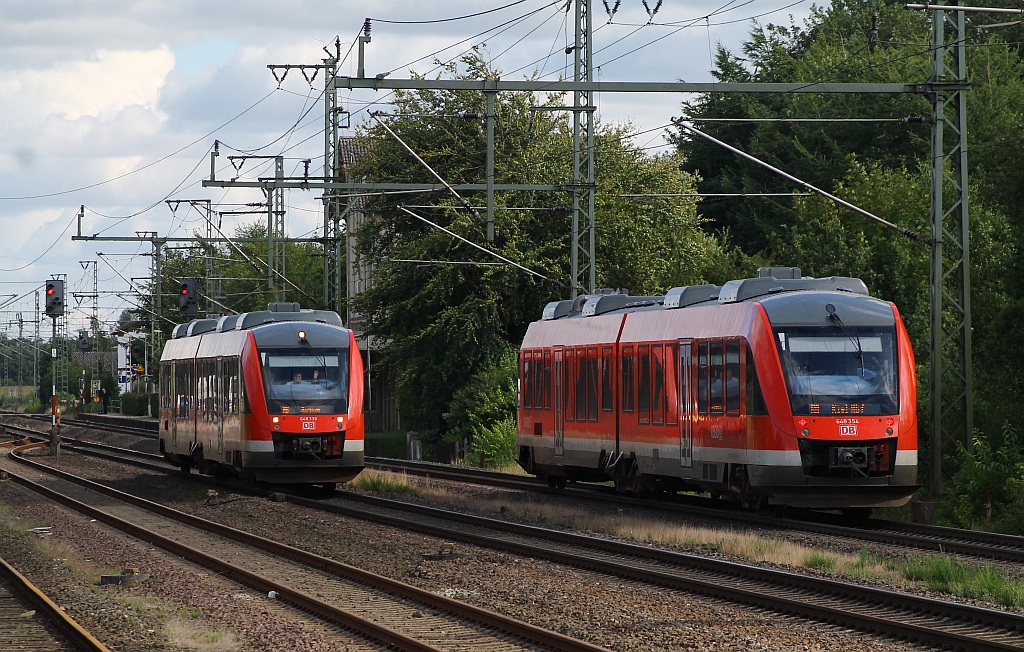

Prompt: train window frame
xmin=587 ymin=345 xmax=599 ymax=422
xmin=726 ymin=339 xmax=741 ymax=416
xmin=575 ymin=347 xmax=588 ymax=422
xmin=637 ymin=344 xmax=651 ymax=424
xmin=542 ymin=349 xmax=552 ymax=409
xmin=564 ymin=348 xmax=575 ymax=422
xmin=600 ymin=345 xmax=613 ymax=412
xmin=746 ymin=343 xmax=767 ymax=416
xmin=697 ymin=342 xmax=709 ymax=415
xmin=652 ymin=343 xmax=665 ymax=426
xmin=709 ymin=340 xmax=725 ymax=416
xmin=521 ymin=352 xmax=532 ymax=409
xmin=665 ymin=342 xmax=678 ymax=426
xmin=622 ymin=346 xmax=635 ymax=413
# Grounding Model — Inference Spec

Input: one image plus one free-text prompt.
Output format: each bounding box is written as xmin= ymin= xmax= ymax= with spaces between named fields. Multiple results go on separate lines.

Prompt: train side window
xmin=564 ymin=348 xmax=575 ymax=422
xmin=638 ymin=345 xmax=651 ymax=424
xmin=652 ymin=343 xmax=665 ymax=426
xmin=665 ymin=342 xmax=678 ymax=426
xmin=746 ymin=344 xmax=768 ymax=416
xmin=600 ymin=346 xmax=613 ymax=412
xmin=697 ymin=342 xmax=708 ymax=415
xmin=587 ymin=346 xmax=599 ymax=421
xmin=622 ymin=346 xmax=635 ymax=413
xmin=533 ymin=351 xmax=544 ymax=409
xmin=726 ymin=340 xmax=741 ymax=416
xmin=542 ymin=350 xmax=551 ymax=409
xmin=575 ymin=348 xmax=587 ymax=422
xmin=521 ymin=353 xmax=531 ymax=409
xmin=709 ymin=340 xmax=724 ymax=416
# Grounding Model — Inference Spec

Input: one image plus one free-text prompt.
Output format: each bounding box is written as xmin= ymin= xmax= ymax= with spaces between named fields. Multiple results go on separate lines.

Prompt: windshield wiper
xmin=826 ymin=305 xmax=865 ymax=377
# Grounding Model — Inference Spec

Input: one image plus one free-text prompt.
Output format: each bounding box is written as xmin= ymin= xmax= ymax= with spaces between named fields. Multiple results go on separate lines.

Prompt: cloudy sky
xmin=0 ymin=0 xmax=814 ymax=336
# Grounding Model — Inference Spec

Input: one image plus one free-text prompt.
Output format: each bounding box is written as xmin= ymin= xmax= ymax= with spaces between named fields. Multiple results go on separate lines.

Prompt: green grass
xmin=803 ymin=551 xmax=838 ymax=571
xmin=350 ymin=469 xmax=417 ymax=494
xmin=891 ymin=554 xmax=1024 ymax=607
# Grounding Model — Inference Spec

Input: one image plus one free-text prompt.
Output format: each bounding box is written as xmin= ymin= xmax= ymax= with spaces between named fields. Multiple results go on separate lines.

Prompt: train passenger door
xmin=678 ymin=341 xmax=693 ymax=468
xmin=553 ymin=347 xmax=564 ymax=457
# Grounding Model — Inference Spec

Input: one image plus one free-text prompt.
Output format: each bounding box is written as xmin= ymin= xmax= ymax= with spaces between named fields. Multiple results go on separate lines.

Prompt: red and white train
xmin=159 ymin=302 xmax=364 ymax=488
xmin=517 ymin=268 xmax=918 ymax=512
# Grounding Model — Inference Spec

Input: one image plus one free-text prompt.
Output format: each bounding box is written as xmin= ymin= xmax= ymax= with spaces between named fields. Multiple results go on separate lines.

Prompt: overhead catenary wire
xmin=370 ymin=112 xmax=484 ymax=225
xmin=397 ymin=206 xmax=568 ymax=289
xmin=673 ymin=118 xmax=926 ymax=243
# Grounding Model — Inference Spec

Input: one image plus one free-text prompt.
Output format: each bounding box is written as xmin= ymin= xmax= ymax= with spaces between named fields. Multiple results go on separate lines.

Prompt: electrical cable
xmin=370 ymin=0 xmax=531 ymax=24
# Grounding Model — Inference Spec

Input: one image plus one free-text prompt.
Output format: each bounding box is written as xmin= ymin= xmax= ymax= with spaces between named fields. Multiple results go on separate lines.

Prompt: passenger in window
xmin=726 ymin=367 xmax=740 ymax=395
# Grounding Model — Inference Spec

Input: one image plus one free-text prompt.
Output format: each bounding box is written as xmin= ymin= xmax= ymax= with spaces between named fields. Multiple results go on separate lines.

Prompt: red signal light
xmin=46 ymin=285 xmax=55 ymax=295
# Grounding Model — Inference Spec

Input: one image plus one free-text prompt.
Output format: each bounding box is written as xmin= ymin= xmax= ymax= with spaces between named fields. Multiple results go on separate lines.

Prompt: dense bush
xmin=468 ymin=417 xmax=518 ymax=469
xmin=939 ymin=424 xmax=1024 ymax=534
xmin=119 ymin=392 xmax=156 ymax=417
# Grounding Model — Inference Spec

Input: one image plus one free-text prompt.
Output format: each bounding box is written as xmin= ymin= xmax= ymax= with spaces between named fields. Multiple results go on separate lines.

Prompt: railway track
xmin=368 ymin=457 xmax=1024 ymax=565
xmin=5 ymin=421 xmax=1024 ymax=651
xmin=8 ymin=414 xmax=1024 ymax=567
xmin=0 ymin=553 xmax=110 ymax=652
xmin=1 ymin=441 xmax=610 ymax=652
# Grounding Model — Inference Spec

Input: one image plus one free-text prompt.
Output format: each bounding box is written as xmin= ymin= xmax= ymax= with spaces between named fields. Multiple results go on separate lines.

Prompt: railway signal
xmin=179 ymin=278 xmax=198 ymax=316
xmin=44 ymin=279 xmax=64 ymax=317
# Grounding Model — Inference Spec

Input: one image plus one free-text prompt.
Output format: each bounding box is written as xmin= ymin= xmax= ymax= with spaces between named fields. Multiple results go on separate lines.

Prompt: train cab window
xmin=775 ymin=325 xmax=898 ymax=416
xmin=726 ymin=340 xmax=741 ymax=416
xmin=600 ymin=346 xmax=613 ymax=412
xmin=637 ymin=345 xmax=651 ymax=424
xmin=746 ymin=345 xmax=767 ymax=416
xmin=622 ymin=346 xmax=635 ymax=413
xmin=260 ymin=348 xmax=350 ymax=415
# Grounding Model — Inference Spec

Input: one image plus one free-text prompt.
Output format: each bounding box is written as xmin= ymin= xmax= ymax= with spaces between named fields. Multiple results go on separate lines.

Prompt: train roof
xmin=170 ymin=302 xmax=344 ymax=340
xmin=539 ymin=267 xmax=871 ymax=322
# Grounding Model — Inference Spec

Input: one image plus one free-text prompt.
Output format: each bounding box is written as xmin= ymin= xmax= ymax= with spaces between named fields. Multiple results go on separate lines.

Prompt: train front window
xmin=260 ymin=348 xmax=349 ymax=414
xmin=775 ymin=326 xmax=897 ymax=416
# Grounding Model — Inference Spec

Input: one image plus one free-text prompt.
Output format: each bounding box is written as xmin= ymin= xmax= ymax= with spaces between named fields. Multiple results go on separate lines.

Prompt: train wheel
xmin=179 ymin=458 xmax=192 ymax=474
xmin=321 ymin=483 xmax=337 ymax=492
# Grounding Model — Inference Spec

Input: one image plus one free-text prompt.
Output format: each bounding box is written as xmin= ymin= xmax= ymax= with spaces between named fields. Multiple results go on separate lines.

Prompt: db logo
xmin=840 ymin=425 xmax=857 ymax=436
xmin=302 ymin=421 xmax=316 ymax=430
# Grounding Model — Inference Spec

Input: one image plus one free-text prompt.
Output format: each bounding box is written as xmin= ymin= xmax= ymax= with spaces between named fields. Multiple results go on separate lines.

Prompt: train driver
xmin=289 ymin=372 xmax=304 ymax=385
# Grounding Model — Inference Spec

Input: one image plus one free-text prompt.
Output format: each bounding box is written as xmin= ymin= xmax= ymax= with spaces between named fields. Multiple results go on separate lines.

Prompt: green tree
xmin=352 ymin=50 xmax=735 ymax=433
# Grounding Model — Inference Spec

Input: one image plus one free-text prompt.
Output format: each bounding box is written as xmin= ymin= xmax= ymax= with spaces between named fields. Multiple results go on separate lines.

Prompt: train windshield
xmin=775 ymin=326 xmax=898 ymax=416
xmin=260 ymin=348 xmax=349 ymax=415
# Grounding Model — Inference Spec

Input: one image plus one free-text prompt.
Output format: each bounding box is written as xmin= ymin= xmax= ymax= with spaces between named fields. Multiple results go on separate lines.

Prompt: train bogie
xmin=516 ymin=268 xmax=918 ymax=512
xmin=159 ymin=303 xmax=365 ymax=486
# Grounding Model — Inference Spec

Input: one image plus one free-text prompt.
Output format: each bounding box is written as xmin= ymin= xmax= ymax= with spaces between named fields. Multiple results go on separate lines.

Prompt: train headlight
xmin=885 ymin=427 xmax=894 ymax=435
xmin=800 ymin=428 xmax=810 ymax=437
xmin=337 ymin=415 xmax=344 ymax=429
xmin=298 ymin=329 xmax=307 ymax=342
xmin=272 ymin=416 xmax=279 ymax=424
